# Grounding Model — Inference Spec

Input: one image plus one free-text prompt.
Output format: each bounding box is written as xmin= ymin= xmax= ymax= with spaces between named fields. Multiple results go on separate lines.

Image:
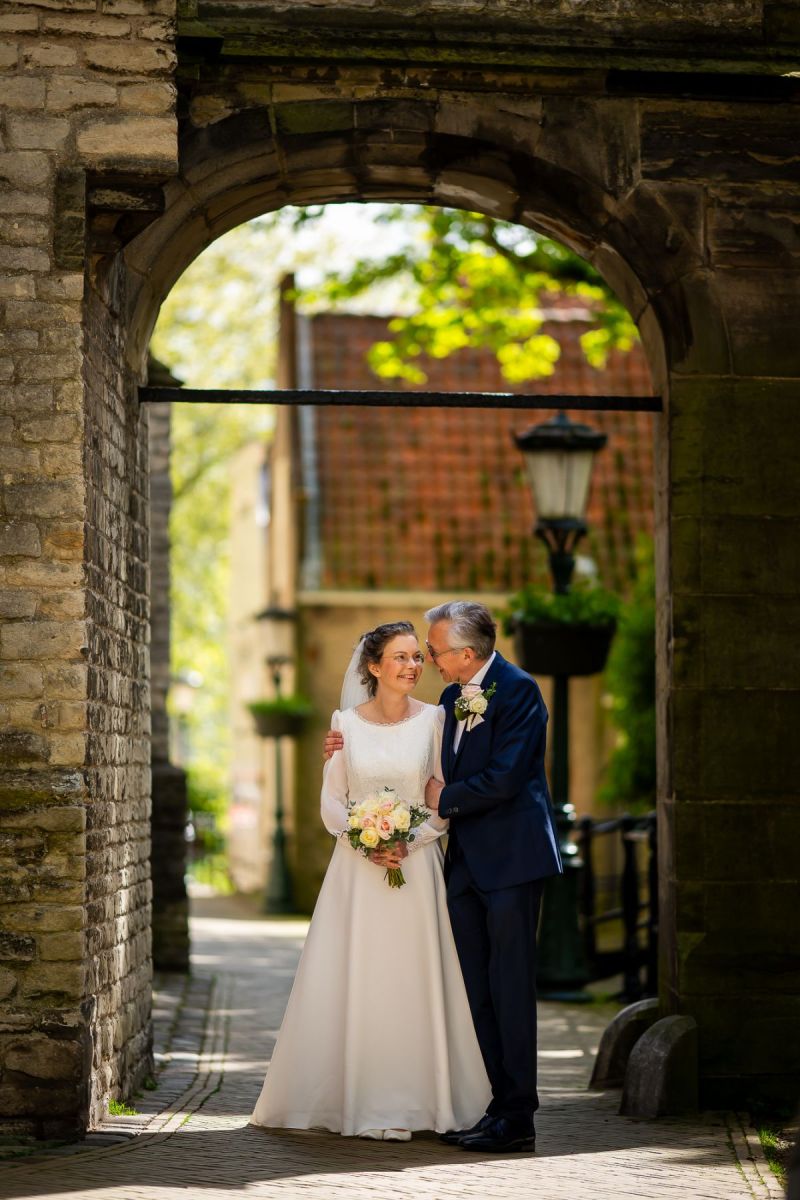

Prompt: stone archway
xmin=105 ymin=87 xmax=800 ymax=1112
xmin=2 ymin=17 xmax=799 ymax=1137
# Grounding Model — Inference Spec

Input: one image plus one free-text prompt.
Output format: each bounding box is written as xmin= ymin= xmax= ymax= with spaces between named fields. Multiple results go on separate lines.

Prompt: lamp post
xmin=255 ymin=604 xmax=297 ymax=915
xmin=514 ymin=411 xmax=607 ymax=999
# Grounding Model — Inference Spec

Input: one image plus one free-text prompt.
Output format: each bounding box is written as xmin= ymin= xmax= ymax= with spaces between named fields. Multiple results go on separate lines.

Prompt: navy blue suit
xmin=439 ymin=652 xmax=562 ymax=1122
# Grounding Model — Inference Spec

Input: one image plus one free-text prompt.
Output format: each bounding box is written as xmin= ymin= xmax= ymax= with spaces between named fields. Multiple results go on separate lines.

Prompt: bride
xmin=251 ymin=621 xmax=490 ymax=1141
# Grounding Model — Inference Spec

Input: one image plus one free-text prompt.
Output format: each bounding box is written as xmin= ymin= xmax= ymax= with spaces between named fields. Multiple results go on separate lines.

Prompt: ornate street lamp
xmin=254 ymin=604 xmax=297 ymax=915
xmin=514 ymin=410 xmax=607 ymax=1000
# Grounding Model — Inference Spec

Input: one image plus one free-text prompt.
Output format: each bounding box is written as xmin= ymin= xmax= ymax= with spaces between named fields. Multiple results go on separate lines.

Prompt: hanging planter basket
xmin=513 ymin=620 xmax=617 ymax=678
xmin=248 ymin=699 xmax=313 ymax=739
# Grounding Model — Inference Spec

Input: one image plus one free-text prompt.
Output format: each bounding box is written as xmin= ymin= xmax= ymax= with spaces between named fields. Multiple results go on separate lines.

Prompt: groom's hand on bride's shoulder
xmin=323 ymin=729 xmax=344 ymax=760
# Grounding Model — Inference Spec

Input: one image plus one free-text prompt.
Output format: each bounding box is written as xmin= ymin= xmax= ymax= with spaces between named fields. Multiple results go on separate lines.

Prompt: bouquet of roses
xmin=344 ymin=786 xmax=430 ymax=888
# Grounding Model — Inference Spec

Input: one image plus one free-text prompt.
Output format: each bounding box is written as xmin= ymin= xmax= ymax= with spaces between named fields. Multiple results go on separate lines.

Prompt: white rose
xmin=360 ymin=827 xmax=380 ymax=849
xmin=392 ymin=807 xmax=411 ymax=832
xmin=348 ymin=814 xmax=361 ymax=829
xmin=469 ymin=695 xmax=488 ymax=715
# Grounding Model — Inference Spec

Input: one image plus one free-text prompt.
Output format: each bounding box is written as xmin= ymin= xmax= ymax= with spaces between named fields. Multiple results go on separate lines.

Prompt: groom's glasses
xmin=425 ymin=642 xmax=466 ymax=661
xmin=386 ymin=652 xmax=425 ymax=667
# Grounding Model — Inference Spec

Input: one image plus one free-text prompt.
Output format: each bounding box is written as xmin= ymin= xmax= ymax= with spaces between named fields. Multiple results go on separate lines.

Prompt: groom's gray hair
xmin=424 ymin=601 xmax=497 ymax=661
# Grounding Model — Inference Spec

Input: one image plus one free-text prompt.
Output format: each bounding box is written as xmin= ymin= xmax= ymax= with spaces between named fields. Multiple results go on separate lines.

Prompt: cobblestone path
xmin=0 ymin=894 xmax=781 ymax=1200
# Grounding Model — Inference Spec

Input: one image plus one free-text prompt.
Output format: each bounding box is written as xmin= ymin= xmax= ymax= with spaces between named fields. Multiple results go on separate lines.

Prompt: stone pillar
xmin=661 ymin=230 xmax=800 ymax=1104
xmin=0 ymin=0 xmax=177 ymax=1135
xmin=147 ymin=366 xmax=189 ymax=972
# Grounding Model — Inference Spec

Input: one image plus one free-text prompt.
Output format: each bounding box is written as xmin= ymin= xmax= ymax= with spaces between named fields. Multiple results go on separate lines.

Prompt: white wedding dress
xmin=251 ymin=702 xmax=491 ymax=1136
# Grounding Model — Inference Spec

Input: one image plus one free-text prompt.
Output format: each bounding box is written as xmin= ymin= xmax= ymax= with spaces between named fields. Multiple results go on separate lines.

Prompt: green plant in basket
xmin=500 ymin=581 xmax=621 ymax=634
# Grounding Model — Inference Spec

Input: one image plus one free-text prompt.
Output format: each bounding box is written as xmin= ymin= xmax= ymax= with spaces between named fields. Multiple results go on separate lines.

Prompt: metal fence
xmin=576 ymin=812 xmax=658 ymax=1003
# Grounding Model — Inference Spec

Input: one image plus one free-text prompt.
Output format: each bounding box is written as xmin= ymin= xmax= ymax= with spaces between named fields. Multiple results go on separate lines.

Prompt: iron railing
xmin=576 ymin=812 xmax=658 ymax=1003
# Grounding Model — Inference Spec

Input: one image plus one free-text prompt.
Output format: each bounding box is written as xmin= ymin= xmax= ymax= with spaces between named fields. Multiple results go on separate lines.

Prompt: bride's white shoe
xmin=383 ymin=1129 xmax=411 ymax=1142
xmin=358 ymin=1129 xmax=385 ymax=1140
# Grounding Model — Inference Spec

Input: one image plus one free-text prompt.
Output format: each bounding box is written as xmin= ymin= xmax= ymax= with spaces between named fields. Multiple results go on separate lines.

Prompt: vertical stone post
xmin=0 ymin=0 xmax=177 ymax=1134
xmin=661 ymin=235 xmax=800 ymax=1105
xmin=147 ymin=363 xmax=189 ymax=971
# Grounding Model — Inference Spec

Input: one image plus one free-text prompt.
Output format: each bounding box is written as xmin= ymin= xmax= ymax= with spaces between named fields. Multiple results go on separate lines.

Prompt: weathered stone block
xmin=671 ymin=688 xmax=800 ymax=798
xmin=5 ymin=300 xmax=80 ymax=329
xmin=0 ymin=1083 xmax=81 ymax=1120
xmin=0 ymin=732 xmax=50 ymax=765
xmin=0 ymin=523 xmax=42 ymax=558
xmin=1 ymin=620 xmax=87 ymax=661
xmin=670 ymin=378 xmax=800 ymax=518
xmin=0 ymin=15 xmax=38 ymax=32
xmin=0 ymin=590 xmax=38 ymax=619
xmin=19 ymin=961 xmax=85 ymax=1002
xmin=0 ymin=968 xmax=18 ymax=1000
xmin=0 ymin=79 xmax=46 ymax=111
xmin=0 ymin=246 xmax=50 ymax=273
xmin=45 ymin=76 xmax=117 ymax=110
xmin=84 ymin=41 xmax=175 ymax=73
xmin=4 ymin=1034 xmax=82 ymax=1081
xmin=39 ymin=932 xmax=85 ymax=961
xmin=24 ymin=42 xmax=78 ymax=68
xmin=118 ymin=81 xmax=176 ymax=114
xmin=0 ymin=275 xmax=37 ymax=299
xmin=0 ymin=904 xmax=84 ymax=932
xmin=76 ymin=117 xmax=178 ymax=169
xmin=4 ymin=481 xmax=85 ymax=519
xmin=0 ymin=933 xmax=36 ymax=961
xmin=19 ymin=415 xmax=81 ymax=443
xmin=0 ymin=152 xmax=51 ymax=190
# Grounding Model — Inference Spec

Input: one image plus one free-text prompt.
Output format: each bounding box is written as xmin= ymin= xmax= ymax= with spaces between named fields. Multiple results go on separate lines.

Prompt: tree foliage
xmin=293 ymin=205 xmax=638 ymax=384
xmin=150 ymin=223 xmax=277 ymax=823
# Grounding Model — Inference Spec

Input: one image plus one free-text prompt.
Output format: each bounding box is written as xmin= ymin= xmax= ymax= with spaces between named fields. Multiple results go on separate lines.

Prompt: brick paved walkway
xmin=0 ymin=894 xmax=782 ymax=1200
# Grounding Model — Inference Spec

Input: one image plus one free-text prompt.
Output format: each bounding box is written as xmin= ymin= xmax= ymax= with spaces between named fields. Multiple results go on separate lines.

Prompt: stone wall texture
xmin=0 ymin=0 xmax=177 ymax=1136
xmin=1 ymin=0 xmax=799 ymax=1133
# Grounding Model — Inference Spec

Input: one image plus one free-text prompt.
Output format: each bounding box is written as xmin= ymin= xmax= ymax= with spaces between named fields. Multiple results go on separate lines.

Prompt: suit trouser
xmin=446 ymin=839 xmax=545 ymax=1121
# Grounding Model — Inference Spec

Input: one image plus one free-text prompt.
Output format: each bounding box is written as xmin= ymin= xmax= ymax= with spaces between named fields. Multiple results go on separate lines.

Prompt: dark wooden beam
xmin=139 ymin=386 xmax=662 ymax=413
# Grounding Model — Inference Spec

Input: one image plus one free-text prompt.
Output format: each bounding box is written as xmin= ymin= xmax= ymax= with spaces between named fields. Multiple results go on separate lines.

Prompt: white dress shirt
xmin=453 ymin=651 xmax=496 ymax=754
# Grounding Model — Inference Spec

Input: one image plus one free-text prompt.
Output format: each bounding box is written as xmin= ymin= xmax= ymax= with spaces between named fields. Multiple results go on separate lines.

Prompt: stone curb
xmin=726 ymin=1110 xmax=786 ymax=1199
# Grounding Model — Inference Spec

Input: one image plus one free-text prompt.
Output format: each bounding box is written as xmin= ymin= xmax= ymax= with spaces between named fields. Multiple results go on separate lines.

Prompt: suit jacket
xmin=439 ymin=652 xmax=563 ymax=892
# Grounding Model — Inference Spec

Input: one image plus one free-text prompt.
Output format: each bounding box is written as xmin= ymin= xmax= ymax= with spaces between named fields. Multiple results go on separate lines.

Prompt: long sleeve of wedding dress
xmin=320 ymin=710 xmax=349 ymax=836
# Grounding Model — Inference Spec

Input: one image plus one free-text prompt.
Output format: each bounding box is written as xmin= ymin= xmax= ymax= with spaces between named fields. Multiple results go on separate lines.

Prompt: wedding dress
xmin=251 ymin=702 xmax=491 ymax=1136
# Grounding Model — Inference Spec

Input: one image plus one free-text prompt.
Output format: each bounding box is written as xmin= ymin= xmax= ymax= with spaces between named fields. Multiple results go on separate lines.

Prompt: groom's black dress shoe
xmin=458 ymin=1115 xmax=536 ymax=1154
xmin=439 ymin=1113 xmax=494 ymax=1146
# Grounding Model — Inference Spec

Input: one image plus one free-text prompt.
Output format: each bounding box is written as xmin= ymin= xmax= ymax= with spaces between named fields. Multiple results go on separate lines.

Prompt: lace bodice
xmin=321 ymin=703 xmax=446 ymax=850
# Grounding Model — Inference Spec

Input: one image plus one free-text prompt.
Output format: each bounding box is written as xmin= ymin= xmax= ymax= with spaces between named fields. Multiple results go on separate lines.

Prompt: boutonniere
xmin=455 ymin=681 xmax=497 ymax=732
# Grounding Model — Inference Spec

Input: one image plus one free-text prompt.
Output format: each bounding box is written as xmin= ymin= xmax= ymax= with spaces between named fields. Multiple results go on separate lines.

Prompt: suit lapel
xmin=441 ymin=685 xmax=459 ymax=781
xmin=452 ymin=653 xmax=506 ymax=774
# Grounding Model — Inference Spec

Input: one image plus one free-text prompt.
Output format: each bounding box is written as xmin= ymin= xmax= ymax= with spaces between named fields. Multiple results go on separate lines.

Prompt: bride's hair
xmin=357 ymin=621 xmax=416 ymax=698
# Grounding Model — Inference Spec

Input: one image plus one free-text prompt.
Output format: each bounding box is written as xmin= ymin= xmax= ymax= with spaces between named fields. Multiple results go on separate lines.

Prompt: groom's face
xmin=425 ymin=621 xmax=472 ymax=685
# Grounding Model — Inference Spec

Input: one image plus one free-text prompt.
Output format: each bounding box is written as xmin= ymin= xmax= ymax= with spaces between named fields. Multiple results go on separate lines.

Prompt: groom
xmin=422 ymin=600 xmax=562 ymax=1153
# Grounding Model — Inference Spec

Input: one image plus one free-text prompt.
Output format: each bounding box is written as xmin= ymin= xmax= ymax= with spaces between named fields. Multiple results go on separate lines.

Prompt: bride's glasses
xmin=386 ymin=652 xmax=425 ymax=667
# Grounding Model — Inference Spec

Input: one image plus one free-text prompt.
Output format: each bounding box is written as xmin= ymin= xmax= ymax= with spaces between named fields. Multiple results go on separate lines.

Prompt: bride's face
xmin=369 ymin=634 xmax=424 ymax=696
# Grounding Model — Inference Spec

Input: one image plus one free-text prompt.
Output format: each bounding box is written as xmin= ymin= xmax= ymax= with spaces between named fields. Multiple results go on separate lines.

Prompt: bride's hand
xmin=369 ymin=845 xmax=407 ymax=869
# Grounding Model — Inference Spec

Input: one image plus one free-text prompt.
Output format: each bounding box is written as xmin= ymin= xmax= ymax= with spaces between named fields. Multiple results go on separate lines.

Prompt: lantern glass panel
xmin=262 ymin=616 xmax=294 ymax=661
xmin=524 ymin=449 xmax=595 ymax=519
